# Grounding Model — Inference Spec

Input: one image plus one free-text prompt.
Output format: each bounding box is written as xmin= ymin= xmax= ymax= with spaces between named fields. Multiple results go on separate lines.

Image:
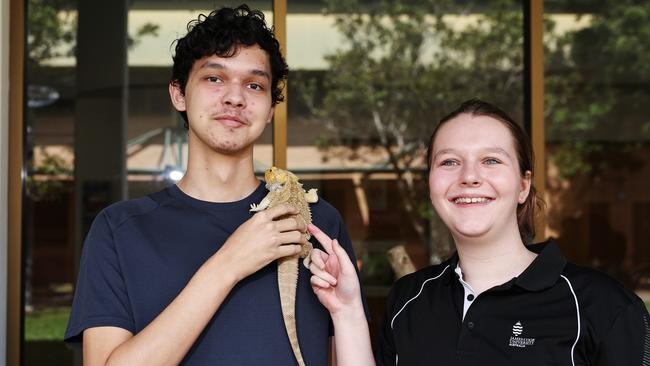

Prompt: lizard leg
xmin=250 ymin=196 xmax=272 ymax=212
xmin=304 ymin=189 xmax=318 ymax=203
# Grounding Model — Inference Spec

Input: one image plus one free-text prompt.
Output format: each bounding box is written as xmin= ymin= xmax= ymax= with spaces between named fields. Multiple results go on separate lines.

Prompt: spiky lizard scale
xmin=249 ymin=167 xmax=318 ymax=366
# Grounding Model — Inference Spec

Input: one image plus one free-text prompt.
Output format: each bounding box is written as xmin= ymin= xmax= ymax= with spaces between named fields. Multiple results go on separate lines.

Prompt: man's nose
xmin=222 ymin=84 xmax=245 ymax=108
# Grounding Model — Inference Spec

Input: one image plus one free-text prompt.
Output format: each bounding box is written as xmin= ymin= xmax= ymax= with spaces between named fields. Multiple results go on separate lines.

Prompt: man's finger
xmin=276 ymin=243 xmax=302 ymax=258
xmin=275 ymin=217 xmax=306 ymax=233
xmin=308 ymin=224 xmax=334 ymax=254
xmin=265 ymin=203 xmax=298 ymax=219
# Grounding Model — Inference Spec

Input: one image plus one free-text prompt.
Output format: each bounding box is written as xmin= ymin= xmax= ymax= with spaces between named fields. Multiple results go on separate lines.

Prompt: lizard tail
xmin=278 ymin=255 xmax=306 ymax=366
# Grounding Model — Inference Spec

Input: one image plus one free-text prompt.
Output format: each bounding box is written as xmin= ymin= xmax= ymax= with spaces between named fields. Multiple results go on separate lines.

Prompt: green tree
xmin=299 ymin=0 xmax=649 ymax=262
xmin=545 ymin=0 xmax=650 ymax=178
xmin=298 ymin=0 xmax=526 ymax=260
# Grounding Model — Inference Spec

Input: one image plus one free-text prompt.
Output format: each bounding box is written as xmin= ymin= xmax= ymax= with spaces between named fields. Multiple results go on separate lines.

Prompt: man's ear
xmin=266 ymin=106 xmax=275 ymax=124
xmin=169 ymin=82 xmax=186 ymax=112
xmin=518 ymin=171 xmax=532 ymax=204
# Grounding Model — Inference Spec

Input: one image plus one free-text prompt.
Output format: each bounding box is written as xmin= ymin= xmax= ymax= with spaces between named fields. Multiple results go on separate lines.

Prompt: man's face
xmin=170 ymin=45 xmax=274 ymax=156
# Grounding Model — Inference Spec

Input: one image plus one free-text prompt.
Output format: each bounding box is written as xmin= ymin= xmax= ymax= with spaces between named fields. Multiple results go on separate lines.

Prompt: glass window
xmin=24 ymin=1 xmax=272 ymax=365
xmin=544 ymin=1 xmax=650 ymax=293
xmin=286 ymin=0 xmax=525 ymax=342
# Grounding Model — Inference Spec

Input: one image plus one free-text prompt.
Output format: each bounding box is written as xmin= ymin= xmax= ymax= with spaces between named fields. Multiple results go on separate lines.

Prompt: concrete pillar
xmin=74 ymin=0 xmax=128 ymax=265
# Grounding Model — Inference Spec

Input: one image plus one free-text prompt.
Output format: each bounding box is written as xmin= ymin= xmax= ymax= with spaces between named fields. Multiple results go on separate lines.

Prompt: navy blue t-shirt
xmin=65 ymin=182 xmax=358 ymax=365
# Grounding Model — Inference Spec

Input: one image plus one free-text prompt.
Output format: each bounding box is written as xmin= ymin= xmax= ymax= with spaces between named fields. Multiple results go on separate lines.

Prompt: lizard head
xmin=264 ymin=166 xmax=297 ymax=192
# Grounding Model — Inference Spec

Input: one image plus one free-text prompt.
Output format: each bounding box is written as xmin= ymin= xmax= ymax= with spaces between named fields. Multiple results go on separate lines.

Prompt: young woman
xmin=307 ymin=99 xmax=650 ymax=366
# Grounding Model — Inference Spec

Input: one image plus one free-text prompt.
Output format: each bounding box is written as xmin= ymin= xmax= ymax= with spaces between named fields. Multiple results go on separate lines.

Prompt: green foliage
xmin=300 ymin=0 xmax=650 ymax=250
xmin=128 ymin=22 xmax=161 ymax=49
xmin=25 ymin=308 xmax=70 ymax=341
xmin=545 ymin=0 xmax=650 ymax=178
xmin=28 ymin=0 xmax=160 ymax=66
xmin=27 ymin=0 xmax=76 ymax=65
xmin=26 ymin=147 xmax=72 ymax=201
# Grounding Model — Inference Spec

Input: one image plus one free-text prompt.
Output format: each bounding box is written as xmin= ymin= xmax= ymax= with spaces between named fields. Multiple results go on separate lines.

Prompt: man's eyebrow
xmin=199 ymin=61 xmax=270 ymax=80
xmin=250 ymin=69 xmax=271 ymax=80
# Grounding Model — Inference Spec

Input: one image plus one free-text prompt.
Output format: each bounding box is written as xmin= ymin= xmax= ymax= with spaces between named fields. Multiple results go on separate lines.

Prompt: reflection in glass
xmin=24 ymin=2 xmax=272 ymax=365
xmin=286 ymin=0 xmax=524 ymax=343
xmin=544 ymin=1 xmax=650 ymax=292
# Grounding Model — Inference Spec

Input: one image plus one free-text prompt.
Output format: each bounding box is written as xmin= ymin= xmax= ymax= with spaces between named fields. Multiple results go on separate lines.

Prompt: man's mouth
xmin=214 ymin=114 xmax=245 ymax=127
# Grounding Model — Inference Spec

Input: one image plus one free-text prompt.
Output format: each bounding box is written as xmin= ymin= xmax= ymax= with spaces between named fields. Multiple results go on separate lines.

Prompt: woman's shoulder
xmin=388 ymin=260 xmax=455 ymax=303
xmin=561 ymin=262 xmax=645 ymax=329
xmin=562 ymin=262 xmax=640 ymax=302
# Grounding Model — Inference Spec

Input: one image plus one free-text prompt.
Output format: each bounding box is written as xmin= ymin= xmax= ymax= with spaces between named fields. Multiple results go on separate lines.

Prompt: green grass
xmin=25 ymin=308 xmax=70 ymax=341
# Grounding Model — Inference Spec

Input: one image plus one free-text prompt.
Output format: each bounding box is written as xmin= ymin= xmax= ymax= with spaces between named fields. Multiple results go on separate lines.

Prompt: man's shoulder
xmin=99 ymin=187 xmax=171 ymax=229
xmin=310 ymin=196 xmax=344 ymax=225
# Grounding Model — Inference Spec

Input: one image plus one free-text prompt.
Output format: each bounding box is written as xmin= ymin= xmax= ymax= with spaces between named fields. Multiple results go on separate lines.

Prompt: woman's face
xmin=428 ymin=113 xmax=531 ymax=242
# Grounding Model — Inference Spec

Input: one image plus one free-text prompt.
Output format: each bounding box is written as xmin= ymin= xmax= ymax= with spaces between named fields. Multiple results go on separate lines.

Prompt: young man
xmin=65 ymin=5 xmax=361 ymax=365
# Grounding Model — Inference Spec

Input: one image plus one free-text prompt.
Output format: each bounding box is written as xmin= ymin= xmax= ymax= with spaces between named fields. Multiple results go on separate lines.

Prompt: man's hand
xmin=215 ymin=203 xmax=306 ymax=282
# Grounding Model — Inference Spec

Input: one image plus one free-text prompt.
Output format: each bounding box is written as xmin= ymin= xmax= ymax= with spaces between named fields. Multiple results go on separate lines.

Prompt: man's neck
xmin=178 ymin=149 xmax=260 ymax=203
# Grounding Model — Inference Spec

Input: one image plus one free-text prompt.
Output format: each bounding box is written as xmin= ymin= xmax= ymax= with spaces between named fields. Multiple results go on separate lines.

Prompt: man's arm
xmin=83 ymin=203 xmax=306 ymax=366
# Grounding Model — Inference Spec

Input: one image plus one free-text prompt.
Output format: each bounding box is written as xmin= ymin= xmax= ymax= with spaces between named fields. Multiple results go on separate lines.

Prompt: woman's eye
xmin=484 ymin=158 xmax=501 ymax=165
xmin=440 ymin=159 xmax=458 ymax=167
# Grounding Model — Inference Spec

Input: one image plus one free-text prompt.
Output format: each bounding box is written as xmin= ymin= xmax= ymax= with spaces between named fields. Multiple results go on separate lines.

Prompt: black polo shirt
xmin=377 ymin=240 xmax=650 ymax=366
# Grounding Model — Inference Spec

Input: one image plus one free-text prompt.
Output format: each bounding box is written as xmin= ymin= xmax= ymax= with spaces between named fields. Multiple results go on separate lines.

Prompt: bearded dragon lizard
xmin=250 ymin=166 xmax=318 ymax=366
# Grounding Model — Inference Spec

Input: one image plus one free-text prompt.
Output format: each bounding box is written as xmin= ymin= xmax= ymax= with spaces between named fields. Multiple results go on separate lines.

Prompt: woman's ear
xmin=169 ymin=82 xmax=186 ymax=112
xmin=518 ymin=171 xmax=532 ymax=204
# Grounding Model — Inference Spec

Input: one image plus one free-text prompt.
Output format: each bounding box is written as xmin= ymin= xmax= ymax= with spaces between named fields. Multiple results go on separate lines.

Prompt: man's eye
xmin=248 ymin=83 xmax=264 ymax=91
xmin=484 ymin=158 xmax=501 ymax=165
xmin=207 ymin=76 xmax=222 ymax=83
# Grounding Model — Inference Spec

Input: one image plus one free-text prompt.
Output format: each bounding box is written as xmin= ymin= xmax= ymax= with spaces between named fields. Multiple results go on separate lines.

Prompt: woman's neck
xmin=455 ymin=233 xmax=537 ymax=295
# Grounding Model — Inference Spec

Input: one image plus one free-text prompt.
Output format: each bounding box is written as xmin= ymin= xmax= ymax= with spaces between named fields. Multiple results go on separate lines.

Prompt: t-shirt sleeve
xmin=376 ymin=283 xmax=398 ymax=366
xmin=592 ymin=300 xmax=650 ymax=365
xmin=64 ymin=210 xmax=135 ymax=343
xmin=335 ymin=211 xmax=372 ymax=320
xmin=321 ymin=208 xmax=371 ymax=336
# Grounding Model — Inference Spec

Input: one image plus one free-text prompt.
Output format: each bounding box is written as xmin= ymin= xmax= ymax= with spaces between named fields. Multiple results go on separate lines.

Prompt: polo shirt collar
xmin=445 ymin=252 xmax=461 ymax=285
xmin=514 ymin=239 xmax=567 ymax=291
xmin=444 ymin=239 xmax=566 ymax=291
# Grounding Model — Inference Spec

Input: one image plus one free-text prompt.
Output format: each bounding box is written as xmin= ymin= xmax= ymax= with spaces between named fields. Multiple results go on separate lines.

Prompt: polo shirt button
xmin=467 ymin=294 xmax=475 ymax=301
xmin=467 ymin=321 xmax=475 ymax=329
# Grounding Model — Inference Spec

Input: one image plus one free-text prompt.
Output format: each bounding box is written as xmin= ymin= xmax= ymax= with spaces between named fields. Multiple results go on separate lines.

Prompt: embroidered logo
xmin=509 ymin=321 xmax=536 ymax=348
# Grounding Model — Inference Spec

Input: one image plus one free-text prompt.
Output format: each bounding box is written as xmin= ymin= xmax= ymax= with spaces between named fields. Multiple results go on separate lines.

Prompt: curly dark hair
xmin=170 ymin=4 xmax=289 ymax=126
